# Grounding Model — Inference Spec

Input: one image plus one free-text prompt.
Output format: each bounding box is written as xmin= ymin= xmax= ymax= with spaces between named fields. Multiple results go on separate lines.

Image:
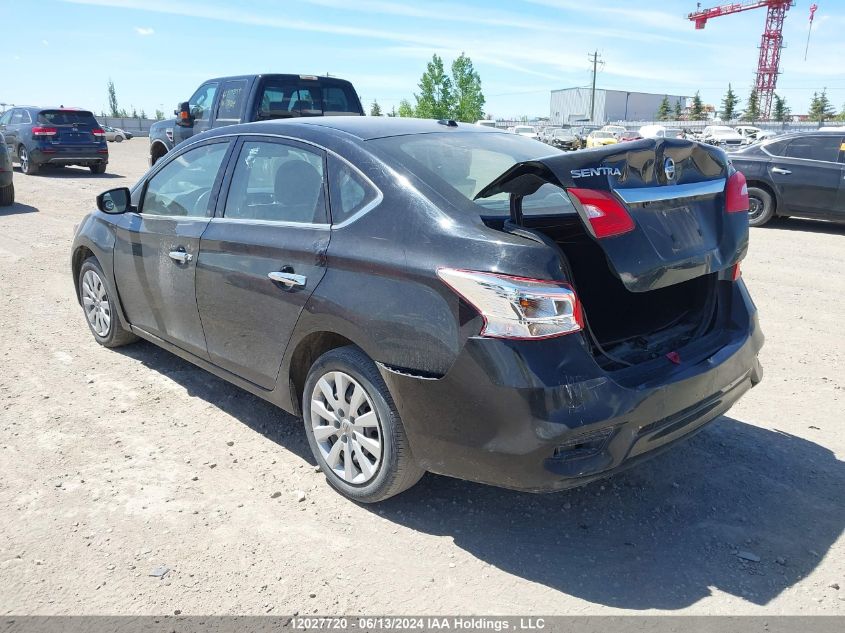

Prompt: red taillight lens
xmin=437 ymin=269 xmax=583 ymax=339
xmin=568 ymin=188 xmax=635 ymax=238
xmin=730 ymin=262 xmax=742 ymax=281
xmin=726 ymin=171 xmax=749 ymax=213
xmin=31 ymin=126 xmax=57 ymax=137
xmin=92 ymin=128 xmax=106 ymax=138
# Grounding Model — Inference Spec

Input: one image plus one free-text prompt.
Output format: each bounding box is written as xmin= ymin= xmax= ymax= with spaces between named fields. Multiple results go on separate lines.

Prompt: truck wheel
xmin=747 ymin=186 xmax=774 ymax=227
xmin=78 ymin=257 xmax=138 ymax=348
xmin=18 ymin=146 xmax=38 ymax=175
xmin=303 ymin=346 xmax=424 ymax=503
xmin=0 ymin=182 xmax=13 ymax=206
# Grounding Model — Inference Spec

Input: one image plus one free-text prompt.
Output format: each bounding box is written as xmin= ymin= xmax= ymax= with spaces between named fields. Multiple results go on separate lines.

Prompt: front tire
xmin=18 ymin=146 xmax=38 ymax=175
xmin=0 ymin=183 xmax=13 ymax=206
xmin=303 ymin=346 xmax=424 ymax=503
xmin=747 ymin=186 xmax=775 ymax=227
xmin=78 ymin=258 xmax=137 ymax=348
xmin=115 ymin=135 xmax=123 ymax=143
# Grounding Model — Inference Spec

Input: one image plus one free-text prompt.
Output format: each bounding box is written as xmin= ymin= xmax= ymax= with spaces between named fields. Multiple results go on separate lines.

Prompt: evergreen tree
xmin=690 ymin=91 xmax=706 ymax=120
xmin=370 ymin=100 xmax=382 ymax=116
xmin=674 ymin=100 xmax=683 ymax=120
xmin=808 ymin=88 xmax=836 ymax=122
xmin=450 ymin=53 xmax=485 ymax=122
xmin=721 ymin=84 xmax=739 ymax=121
xmin=414 ymin=54 xmax=453 ymax=119
xmin=139 ymin=109 xmax=146 ymax=119
xmin=772 ymin=94 xmax=791 ymax=123
xmin=107 ymin=79 xmax=120 ymax=117
xmin=397 ymin=99 xmax=415 ymax=118
xmin=154 ymin=109 xmax=165 ymax=121
xmin=837 ymin=103 xmax=845 ymax=122
xmin=742 ymin=89 xmax=760 ymax=122
xmin=656 ymin=95 xmax=671 ymax=121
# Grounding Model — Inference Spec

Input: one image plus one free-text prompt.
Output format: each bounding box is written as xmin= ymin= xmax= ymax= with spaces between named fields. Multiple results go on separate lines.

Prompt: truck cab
xmin=149 ymin=74 xmax=364 ymax=165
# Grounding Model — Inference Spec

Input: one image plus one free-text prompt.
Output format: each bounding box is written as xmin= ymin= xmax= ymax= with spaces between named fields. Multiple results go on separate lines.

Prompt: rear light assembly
xmin=437 ymin=269 xmax=583 ymax=339
xmin=31 ymin=126 xmax=57 ymax=137
xmin=567 ymin=188 xmax=635 ymax=238
xmin=730 ymin=262 xmax=742 ymax=281
xmin=91 ymin=128 xmax=106 ymax=138
xmin=725 ymin=171 xmax=749 ymax=213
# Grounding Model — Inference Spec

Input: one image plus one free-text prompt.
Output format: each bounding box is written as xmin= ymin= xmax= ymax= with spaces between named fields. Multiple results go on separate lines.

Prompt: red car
xmin=619 ymin=130 xmax=643 ymax=142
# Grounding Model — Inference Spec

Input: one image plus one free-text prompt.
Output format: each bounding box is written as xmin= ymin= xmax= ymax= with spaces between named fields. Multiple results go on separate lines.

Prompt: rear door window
xmin=782 ymin=136 xmax=842 ymax=162
xmin=223 ymin=140 xmax=327 ymax=223
xmin=216 ymin=80 xmax=248 ymax=122
xmin=328 ymin=156 xmax=379 ymax=224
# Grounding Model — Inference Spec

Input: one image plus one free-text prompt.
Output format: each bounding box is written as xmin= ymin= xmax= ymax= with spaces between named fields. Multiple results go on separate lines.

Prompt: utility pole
xmin=588 ymin=50 xmax=602 ymax=122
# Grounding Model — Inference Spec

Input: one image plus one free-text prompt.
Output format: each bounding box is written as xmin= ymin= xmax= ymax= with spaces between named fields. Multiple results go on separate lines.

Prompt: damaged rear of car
xmin=366 ymin=131 xmax=763 ymax=494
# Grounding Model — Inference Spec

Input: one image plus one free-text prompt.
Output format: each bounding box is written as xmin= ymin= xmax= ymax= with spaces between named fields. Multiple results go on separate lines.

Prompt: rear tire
xmin=0 ymin=183 xmax=13 ymax=207
xmin=748 ymin=186 xmax=775 ymax=227
xmin=78 ymin=257 xmax=138 ymax=348
xmin=90 ymin=163 xmax=107 ymax=174
xmin=303 ymin=346 xmax=424 ymax=503
xmin=18 ymin=146 xmax=38 ymax=175
xmin=115 ymin=135 xmax=123 ymax=143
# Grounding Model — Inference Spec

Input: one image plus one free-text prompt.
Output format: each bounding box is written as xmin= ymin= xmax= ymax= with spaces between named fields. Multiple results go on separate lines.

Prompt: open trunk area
xmin=512 ymin=215 xmax=721 ymax=369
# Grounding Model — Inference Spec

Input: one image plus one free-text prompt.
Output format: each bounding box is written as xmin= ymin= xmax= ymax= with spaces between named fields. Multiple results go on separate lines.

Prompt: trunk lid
xmin=37 ymin=110 xmax=102 ymax=145
xmin=475 ymin=138 xmax=748 ymax=293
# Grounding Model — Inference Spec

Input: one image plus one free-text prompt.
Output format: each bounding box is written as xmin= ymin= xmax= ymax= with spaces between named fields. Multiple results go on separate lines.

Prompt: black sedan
xmin=730 ymin=131 xmax=845 ymax=226
xmin=71 ymin=118 xmax=763 ymax=502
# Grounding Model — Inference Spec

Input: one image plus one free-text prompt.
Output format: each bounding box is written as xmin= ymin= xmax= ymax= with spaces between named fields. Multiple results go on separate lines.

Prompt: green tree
xmin=397 ymin=99 xmax=415 ymax=118
xmin=690 ymin=91 xmax=706 ymax=120
xmin=107 ymin=79 xmax=120 ymax=117
xmin=837 ymin=103 xmax=845 ymax=122
xmin=674 ymin=100 xmax=683 ymax=120
xmin=450 ymin=52 xmax=485 ymax=122
xmin=656 ymin=95 xmax=671 ymax=121
xmin=370 ymin=100 xmax=383 ymax=116
xmin=742 ymin=89 xmax=760 ymax=122
xmin=808 ymin=88 xmax=836 ymax=122
xmin=154 ymin=109 xmax=165 ymax=121
xmin=721 ymin=84 xmax=739 ymax=121
xmin=414 ymin=54 xmax=453 ymax=119
xmin=772 ymin=94 xmax=791 ymax=123
xmin=139 ymin=108 xmax=147 ymax=119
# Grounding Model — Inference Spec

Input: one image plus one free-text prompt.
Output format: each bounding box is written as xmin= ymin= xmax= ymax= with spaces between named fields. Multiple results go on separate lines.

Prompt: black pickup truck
xmin=148 ymin=74 xmax=364 ymax=165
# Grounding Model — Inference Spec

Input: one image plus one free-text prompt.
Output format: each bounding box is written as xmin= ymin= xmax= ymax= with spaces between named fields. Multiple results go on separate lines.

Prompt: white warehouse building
xmin=550 ymin=87 xmax=689 ymax=125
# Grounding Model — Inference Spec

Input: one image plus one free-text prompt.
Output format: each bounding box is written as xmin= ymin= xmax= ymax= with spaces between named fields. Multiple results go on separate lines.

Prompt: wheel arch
xmin=285 ymin=331 xmax=358 ymax=416
xmin=149 ymin=140 xmax=169 ymax=165
xmin=72 ymin=245 xmax=96 ymax=304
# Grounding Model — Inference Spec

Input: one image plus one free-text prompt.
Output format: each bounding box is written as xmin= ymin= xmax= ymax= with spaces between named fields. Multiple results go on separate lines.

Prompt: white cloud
xmin=134 ymin=26 xmax=155 ymax=35
xmin=41 ymin=39 xmax=49 ymax=46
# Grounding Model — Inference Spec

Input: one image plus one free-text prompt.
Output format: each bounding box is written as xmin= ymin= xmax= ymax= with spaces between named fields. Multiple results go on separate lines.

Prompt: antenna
xmin=804 ymin=3 xmax=818 ymax=61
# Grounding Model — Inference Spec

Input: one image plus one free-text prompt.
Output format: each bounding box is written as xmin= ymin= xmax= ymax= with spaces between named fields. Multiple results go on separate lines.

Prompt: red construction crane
xmin=688 ymin=0 xmax=795 ymax=119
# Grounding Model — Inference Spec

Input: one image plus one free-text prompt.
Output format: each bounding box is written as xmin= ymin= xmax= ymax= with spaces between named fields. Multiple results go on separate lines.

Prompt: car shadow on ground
xmin=0 ymin=201 xmax=38 ymax=215
xmin=763 ymin=217 xmax=845 ymax=235
xmin=16 ymin=166 xmax=123 ymax=179
xmin=114 ymin=341 xmax=844 ymax=610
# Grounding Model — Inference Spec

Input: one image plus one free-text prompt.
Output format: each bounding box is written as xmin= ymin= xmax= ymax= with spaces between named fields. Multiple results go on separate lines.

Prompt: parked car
xmin=730 ymin=131 xmax=845 ymax=226
xmin=618 ymin=130 xmax=643 ymax=143
xmin=639 ymin=125 xmax=685 ymax=139
xmin=475 ymin=120 xmax=497 ymax=128
xmin=0 ymin=107 xmax=108 ymax=174
xmin=549 ymin=128 xmax=579 ymax=150
xmin=513 ymin=125 xmax=539 ymax=140
xmin=585 ymin=130 xmax=618 ymax=148
xmin=734 ymin=125 xmax=776 ymax=144
xmin=601 ymin=125 xmax=627 ymax=138
xmin=72 ymin=118 xmax=762 ymax=502
xmin=149 ymin=73 xmax=365 ymax=165
xmin=102 ymin=126 xmax=132 ymax=142
xmin=701 ymin=125 xmax=744 ymax=150
xmin=0 ymin=132 xmax=13 ymax=206
xmin=572 ymin=125 xmax=600 ymax=148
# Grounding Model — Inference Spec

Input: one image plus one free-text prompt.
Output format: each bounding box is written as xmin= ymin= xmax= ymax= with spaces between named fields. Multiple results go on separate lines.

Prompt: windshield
xmin=514 ymin=126 xmax=535 ymax=134
xmin=711 ymin=127 xmax=735 ymax=134
xmin=554 ymin=130 xmax=574 ymax=138
xmin=592 ymin=132 xmax=614 ymax=139
xmin=369 ymin=132 xmax=574 ymax=217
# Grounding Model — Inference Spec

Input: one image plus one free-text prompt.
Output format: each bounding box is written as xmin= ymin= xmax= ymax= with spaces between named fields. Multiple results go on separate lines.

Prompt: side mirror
xmin=96 ymin=187 xmax=132 ymax=214
xmin=174 ymin=101 xmax=193 ymax=127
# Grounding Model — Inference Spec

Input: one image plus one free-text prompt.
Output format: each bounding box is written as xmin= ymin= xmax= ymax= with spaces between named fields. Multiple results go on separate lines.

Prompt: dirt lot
xmin=0 ymin=141 xmax=843 ymax=616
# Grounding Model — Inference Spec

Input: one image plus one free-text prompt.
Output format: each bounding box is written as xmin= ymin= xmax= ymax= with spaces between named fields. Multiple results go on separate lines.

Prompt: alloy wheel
xmin=310 ymin=370 xmax=382 ymax=484
xmin=19 ymin=148 xmax=28 ymax=173
xmin=81 ymin=270 xmax=111 ymax=337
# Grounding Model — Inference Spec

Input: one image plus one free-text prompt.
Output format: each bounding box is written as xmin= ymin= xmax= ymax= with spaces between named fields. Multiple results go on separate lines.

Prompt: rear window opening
xmin=38 ymin=110 xmax=98 ymax=126
xmin=256 ymin=82 xmax=362 ymax=119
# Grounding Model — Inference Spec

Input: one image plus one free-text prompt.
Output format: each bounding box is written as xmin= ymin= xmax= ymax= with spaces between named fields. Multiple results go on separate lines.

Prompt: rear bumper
xmin=30 ymin=146 xmax=108 ymax=166
xmin=381 ymin=281 xmax=763 ymax=492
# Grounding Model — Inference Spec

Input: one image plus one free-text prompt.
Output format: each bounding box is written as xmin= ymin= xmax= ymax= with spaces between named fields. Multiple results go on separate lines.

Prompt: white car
xmin=601 ymin=125 xmax=627 ymax=138
xmin=701 ymin=126 xmax=744 ymax=150
xmin=513 ymin=125 xmax=539 ymax=140
xmin=639 ymin=125 xmax=684 ymax=139
xmin=475 ymin=120 xmax=497 ymax=128
xmin=734 ymin=126 xmax=776 ymax=144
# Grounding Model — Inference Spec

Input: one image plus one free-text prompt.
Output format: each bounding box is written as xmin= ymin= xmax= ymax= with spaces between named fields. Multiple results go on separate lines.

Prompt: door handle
xmin=772 ymin=167 xmax=792 ymax=175
xmin=268 ymin=271 xmax=306 ymax=288
xmin=168 ymin=249 xmax=193 ymax=264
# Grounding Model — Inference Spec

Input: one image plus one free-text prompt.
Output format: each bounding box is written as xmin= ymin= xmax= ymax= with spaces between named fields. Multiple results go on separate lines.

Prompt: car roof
xmin=205 ymin=74 xmax=356 ymax=86
xmin=205 ymin=117 xmax=505 ymax=141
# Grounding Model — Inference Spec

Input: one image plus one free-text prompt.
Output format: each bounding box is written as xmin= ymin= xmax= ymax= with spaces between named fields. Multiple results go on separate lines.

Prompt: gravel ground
xmin=0 ymin=141 xmax=843 ymax=616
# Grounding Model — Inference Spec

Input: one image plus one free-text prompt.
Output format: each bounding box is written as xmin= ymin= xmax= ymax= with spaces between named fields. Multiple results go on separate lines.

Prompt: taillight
xmin=730 ymin=262 xmax=742 ymax=281
xmin=92 ymin=128 xmax=106 ymax=138
xmin=31 ymin=126 xmax=57 ymax=137
xmin=726 ymin=171 xmax=749 ymax=213
xmin=437 ymin=268 xmax=583 ymax=339
xmin=568 ymin=188 xmax=635 ymax=238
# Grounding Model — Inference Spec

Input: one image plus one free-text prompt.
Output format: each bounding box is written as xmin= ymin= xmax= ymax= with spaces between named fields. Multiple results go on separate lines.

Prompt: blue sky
xmin=2 ymin=0 xmax=843 ymax=119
